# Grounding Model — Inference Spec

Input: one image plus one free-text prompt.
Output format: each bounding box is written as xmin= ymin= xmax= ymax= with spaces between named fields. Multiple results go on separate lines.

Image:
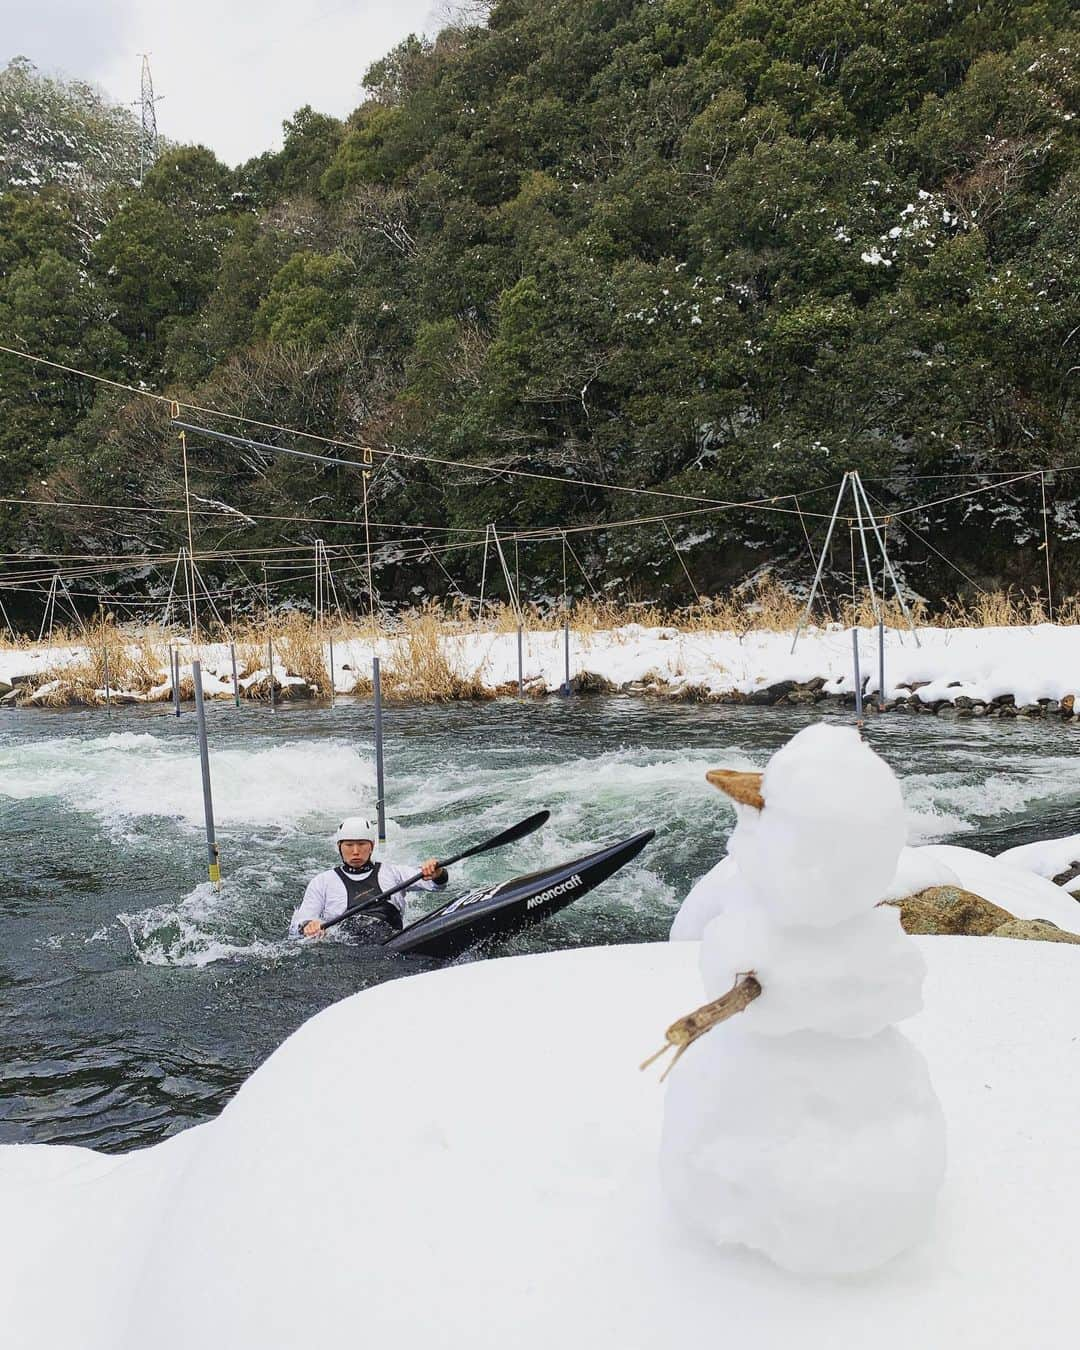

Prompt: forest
xmin=0 ymin=0 xmax=1077 ymax=622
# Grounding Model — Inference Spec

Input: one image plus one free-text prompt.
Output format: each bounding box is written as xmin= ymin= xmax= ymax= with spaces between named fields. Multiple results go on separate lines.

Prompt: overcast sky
xmin=3 ymin=0 xmax=450 ymax=165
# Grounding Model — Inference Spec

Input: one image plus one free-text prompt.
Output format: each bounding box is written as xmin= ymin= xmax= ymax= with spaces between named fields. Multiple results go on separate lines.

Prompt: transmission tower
xmin=138 ymin=54 xmax=161 ymax=183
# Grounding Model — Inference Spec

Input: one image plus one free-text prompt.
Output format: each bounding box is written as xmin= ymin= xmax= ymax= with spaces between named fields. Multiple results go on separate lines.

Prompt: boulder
xmin=570 ymin=670 xmax=616 ymax=695
xmin=669 ymin=683 xmax=713 ymax=703
xmin=753 ymin=679 xmax=798 ymax=705
xmin=0 ymin=679 xmax=11 ymax=698
xmin=991 ymin=919 xmax=1080 ymax=945
xmin=886 ymin=885 xmax=1014 ymax=937
xmin=1051 ymin=863 xmax=1080 ymax=895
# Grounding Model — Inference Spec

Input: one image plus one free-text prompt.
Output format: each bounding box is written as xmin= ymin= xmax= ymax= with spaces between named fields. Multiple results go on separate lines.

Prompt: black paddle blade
xmin=441 ymin=809 xmax=551 ymax=869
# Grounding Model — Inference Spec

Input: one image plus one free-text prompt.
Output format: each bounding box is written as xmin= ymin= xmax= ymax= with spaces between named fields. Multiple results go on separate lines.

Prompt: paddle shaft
xmin=317 ymin=809 xmax=550 ymax=932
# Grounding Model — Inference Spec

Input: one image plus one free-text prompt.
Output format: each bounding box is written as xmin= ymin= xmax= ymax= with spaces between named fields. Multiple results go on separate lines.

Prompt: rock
xmin=1017 ymin=703 xmax=1044 ymax=718
xmin=0 ymin=679 xmax=11 ymax=698
xmin=1063 ymin=694 xmax=1075 ymax=714
xmin=746 ymin=681 xmax=796 ymax=706
xmin=786 ymin=688 xmax=821 ymax=704
xmin=670 ymin=683 xmax=713 ymax=703
xmin=991 ymin=919 xmax=1080 ymax=945
xmin=570 ymin=671 xmax=616 ymax=695
xmin=1050 ymin=863 xmax=1080 ymax=894
xmin=886 ymin=886 xmax=1014 ymax=937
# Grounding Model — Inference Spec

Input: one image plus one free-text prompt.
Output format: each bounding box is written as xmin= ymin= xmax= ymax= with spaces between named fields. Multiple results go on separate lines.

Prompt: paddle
xmin=315 ymin=809 xmax=551 ymax=933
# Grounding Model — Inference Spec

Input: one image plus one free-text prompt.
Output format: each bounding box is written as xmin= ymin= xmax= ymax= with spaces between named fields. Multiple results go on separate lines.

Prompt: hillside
xmin=0 ymin=1 xmax=1078 ymax=622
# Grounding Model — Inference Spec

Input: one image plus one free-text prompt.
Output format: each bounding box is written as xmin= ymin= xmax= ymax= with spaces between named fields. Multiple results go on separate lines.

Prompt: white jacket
xmin=289 ymin=861 xmax=446 ymax=935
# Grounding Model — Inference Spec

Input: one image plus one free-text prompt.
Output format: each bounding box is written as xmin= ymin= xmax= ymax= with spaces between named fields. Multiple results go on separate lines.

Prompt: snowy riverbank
xmin=2 ymin=936 xmax=1078 ymax=1349
xmin=3 ymin=620 xmax=1080 ymax=716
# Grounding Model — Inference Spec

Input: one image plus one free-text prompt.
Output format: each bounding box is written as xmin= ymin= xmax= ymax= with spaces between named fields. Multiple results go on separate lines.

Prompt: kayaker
xmin=290 ymin=816 xmax=448 ymax=939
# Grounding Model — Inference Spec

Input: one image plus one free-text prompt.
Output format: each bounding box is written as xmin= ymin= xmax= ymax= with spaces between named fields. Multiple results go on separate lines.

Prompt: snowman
xmin=648 ymin=723 xmax=946 ymax=1276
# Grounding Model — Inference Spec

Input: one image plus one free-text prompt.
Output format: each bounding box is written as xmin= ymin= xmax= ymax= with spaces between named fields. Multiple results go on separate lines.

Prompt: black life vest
xmin=334 ymin=864 xmax=403 ymax=937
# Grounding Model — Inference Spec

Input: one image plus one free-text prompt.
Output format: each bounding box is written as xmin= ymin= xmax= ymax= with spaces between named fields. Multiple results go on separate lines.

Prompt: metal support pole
xmin=373 ymin=655 xmax=386 ymax=844
xmin=852 ymin=628 xmax=864 ymax=721
xmin=878 ymin=619 xmax=886 ymax=712
xmin=517 ymin=623 xmax=524 ymax=698
xmin=850 ymin=476 xmax=881 ymax=623
xmin=192 ymin=660 xmax=221 ymax=888
xmin=562 ymin=619 xmax=571 ymax=696
xmin=850 ymin=472 xmax=921 ymax=647
xmin=172 ymin=647 xmax=182 ymax=717
xmin=328 ymin=636 xmax=336 ymax=708
xmin=230 ymin=641 xmax=240 ymax=708
xmin=103 ymin=646 xmax=112 ymax=717
xmin=267 ymin=633 xmax=275 ymax=711
xmin=791 ymin=473 xmax=849 ymax=652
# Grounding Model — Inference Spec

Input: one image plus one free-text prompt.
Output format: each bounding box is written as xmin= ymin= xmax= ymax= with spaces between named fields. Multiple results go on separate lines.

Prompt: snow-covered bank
xmin=4 ymin=621 xmax=1080 ymax=714
xmin=2 ymin=938 xmax=1078 ymax=1349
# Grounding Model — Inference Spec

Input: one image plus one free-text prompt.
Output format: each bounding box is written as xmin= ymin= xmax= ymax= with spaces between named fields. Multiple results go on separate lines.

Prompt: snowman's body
xmin=660 ymin=724 xmax=947 ymax=1276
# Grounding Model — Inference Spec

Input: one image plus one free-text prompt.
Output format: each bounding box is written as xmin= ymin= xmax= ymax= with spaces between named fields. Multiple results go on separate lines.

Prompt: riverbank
xmin=3 ymin=619 xmax=1080 ymax=720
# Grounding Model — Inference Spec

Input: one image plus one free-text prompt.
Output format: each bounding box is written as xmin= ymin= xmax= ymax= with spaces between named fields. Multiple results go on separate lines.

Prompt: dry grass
xmin=382 ymin=607 xmax=492 ymax=702
xmin=10 ymin=620 xmax=170 ymax=707
xmin=272 ymin=613 xmax=331 ymax=694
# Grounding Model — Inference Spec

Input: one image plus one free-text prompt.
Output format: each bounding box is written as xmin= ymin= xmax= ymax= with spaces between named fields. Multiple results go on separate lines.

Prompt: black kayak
xmin=380 ymin=829 xmax=655 ymax=961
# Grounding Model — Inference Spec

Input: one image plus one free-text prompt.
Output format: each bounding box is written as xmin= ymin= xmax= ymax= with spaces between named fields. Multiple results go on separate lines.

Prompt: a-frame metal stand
xmin=791 ymin=470 xmax=920 ymax=651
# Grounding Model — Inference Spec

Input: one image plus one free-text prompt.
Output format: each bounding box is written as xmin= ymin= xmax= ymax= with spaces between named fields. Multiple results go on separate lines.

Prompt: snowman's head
xmin=708 ymin=724 xmax=905 ymax=927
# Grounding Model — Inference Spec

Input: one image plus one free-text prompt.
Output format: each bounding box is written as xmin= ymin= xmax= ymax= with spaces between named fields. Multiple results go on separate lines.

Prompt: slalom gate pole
xmin=562 ymin=618 xmax=571 ymax=695
xmin=192 ymin=660 xmax=221 ymax=888
xmin=373 ymin=655 xmax=386 ymax=844
xmin=517 ymin=623 xmax=524 ymax=698
xmin=328 ymin=636 xmax=336 ymax=708
xmin=267 ymin=633 xmax=275 ymax=712
xmin=172 ymin=647 xmax=182 ymax=717
xmin=230 ymin=641 xmax=240 ymax=708
xmin=878 ymin=619 xmax=886 ymax=712
xmin=852 ymin=629 xmax=864 ymax=721
xmin=103 ymin=646 xmax=112 ymax=718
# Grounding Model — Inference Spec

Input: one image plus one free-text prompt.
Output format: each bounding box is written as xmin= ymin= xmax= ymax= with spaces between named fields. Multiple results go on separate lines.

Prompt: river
xmin=2 ymin=697 xmax=1078 ymax=1151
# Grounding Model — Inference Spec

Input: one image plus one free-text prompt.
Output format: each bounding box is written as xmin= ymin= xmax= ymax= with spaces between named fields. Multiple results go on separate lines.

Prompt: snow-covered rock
xmin=997 ymin=834 xmax=1080 ymax=886
xmin=915 ymin=843 xmax=1080 ymax=930
xmin=671 ymin=842 xmax=1080 ymax=940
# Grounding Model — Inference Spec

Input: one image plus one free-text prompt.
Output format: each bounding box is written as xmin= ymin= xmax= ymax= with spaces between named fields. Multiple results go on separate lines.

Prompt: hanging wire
xmin=662 ymin=520 xmax=699 ymax=601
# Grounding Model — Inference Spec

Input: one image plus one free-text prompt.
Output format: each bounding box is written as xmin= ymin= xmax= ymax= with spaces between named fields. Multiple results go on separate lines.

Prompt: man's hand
xmin=420 ymin=858 xmax=446 ymax=882
xmin=301 ymin=920 xmax=325 ymax=938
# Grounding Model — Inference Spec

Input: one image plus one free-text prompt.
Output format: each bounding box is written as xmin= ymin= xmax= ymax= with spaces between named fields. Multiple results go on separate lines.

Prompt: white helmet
xmin=335 ymin=816 xmax=376 ymax=845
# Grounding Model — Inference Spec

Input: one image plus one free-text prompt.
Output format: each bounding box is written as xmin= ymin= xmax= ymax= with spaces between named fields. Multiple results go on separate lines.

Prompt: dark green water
xmin=2 ymin=697 xmax=1078 ymax=1151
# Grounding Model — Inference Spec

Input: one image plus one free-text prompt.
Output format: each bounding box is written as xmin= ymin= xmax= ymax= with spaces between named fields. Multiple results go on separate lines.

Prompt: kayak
xmin=381 ymin=829 xmax=656 ymax=961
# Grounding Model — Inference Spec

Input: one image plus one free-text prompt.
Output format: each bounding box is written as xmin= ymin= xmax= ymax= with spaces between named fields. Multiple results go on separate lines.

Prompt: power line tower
xmin=137 ymin=54 xmax=161 ymax=183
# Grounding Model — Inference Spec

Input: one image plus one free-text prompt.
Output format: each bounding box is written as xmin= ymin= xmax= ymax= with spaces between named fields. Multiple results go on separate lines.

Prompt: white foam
xmin=0 ymin=733 xmax=377 ymax=836
xmin=118 ymin=880 xmax=300 ymax=968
